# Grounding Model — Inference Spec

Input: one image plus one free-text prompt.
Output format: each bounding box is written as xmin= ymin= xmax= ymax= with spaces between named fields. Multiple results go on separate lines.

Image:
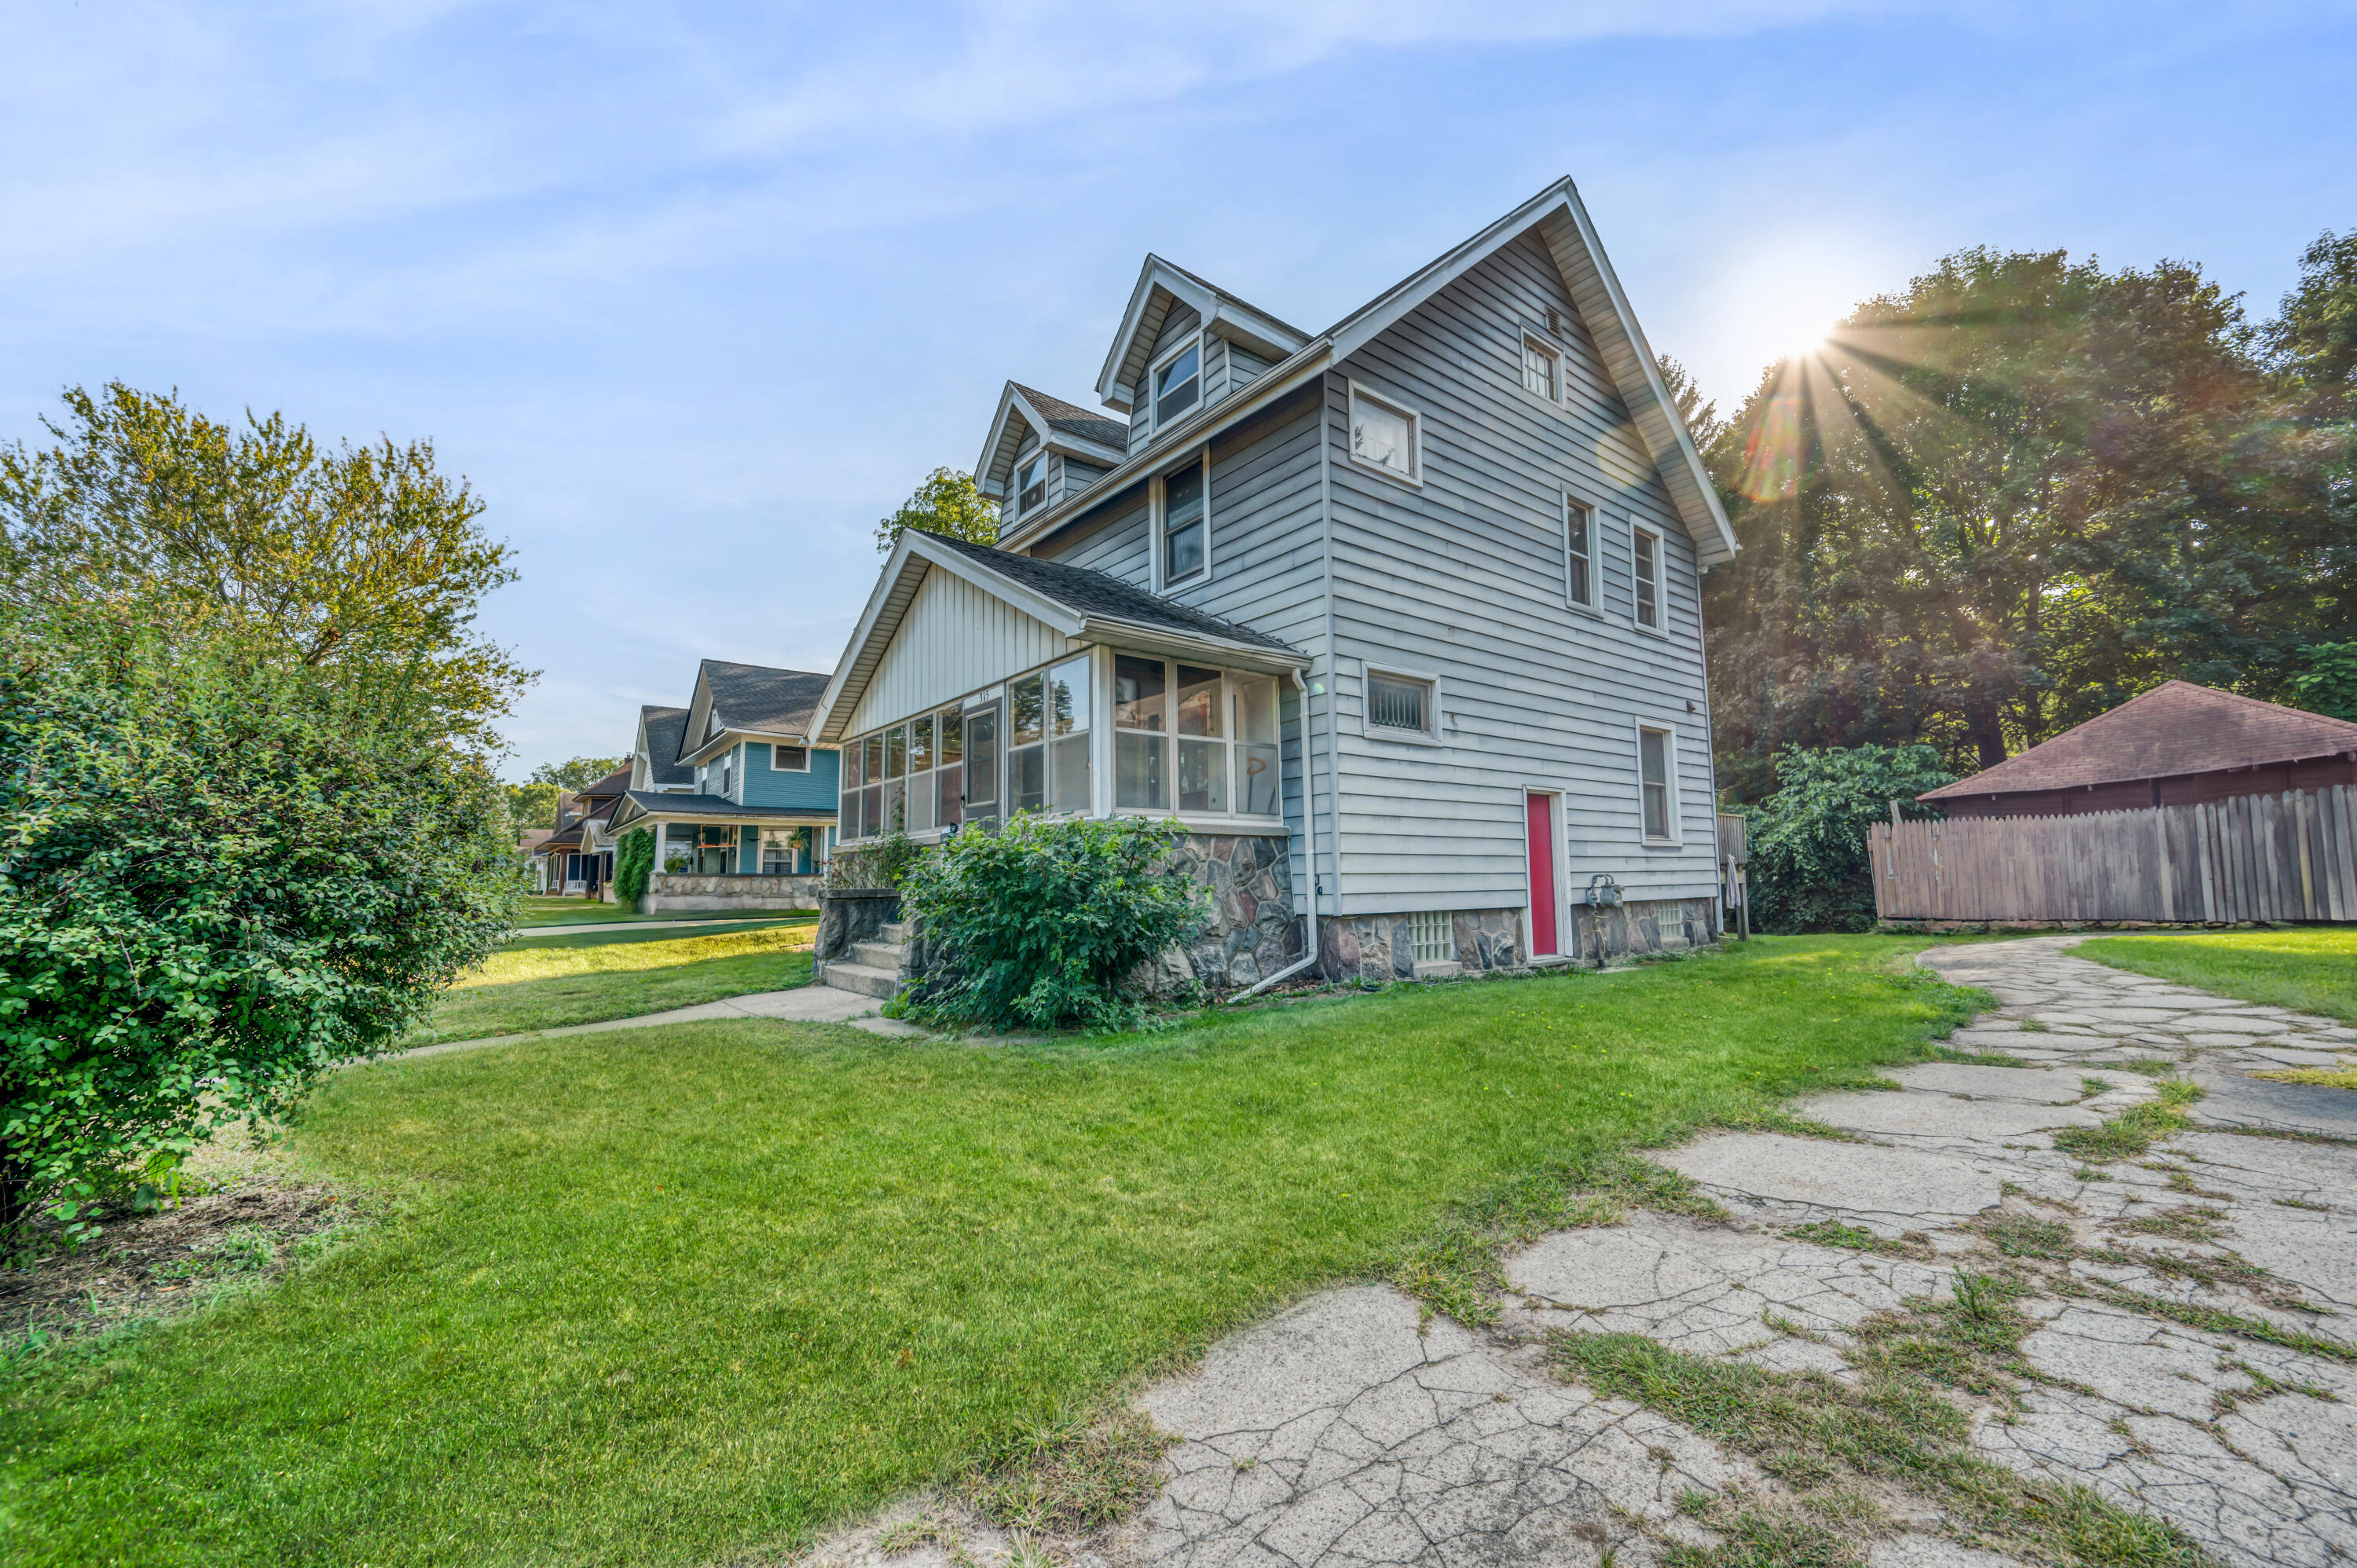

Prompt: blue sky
xmin=6 ymin=2 xmax=2352 ymax=775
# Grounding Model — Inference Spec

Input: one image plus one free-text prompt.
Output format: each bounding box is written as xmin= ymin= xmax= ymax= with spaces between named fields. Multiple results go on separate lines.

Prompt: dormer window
xmin=1151 ymin=339 xmax=1200 ymax=425
xmin=1016 ymin=452 xmax=1047 ymax=515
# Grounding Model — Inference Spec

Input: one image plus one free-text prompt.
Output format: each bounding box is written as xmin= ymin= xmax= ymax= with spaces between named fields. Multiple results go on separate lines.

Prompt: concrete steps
xmin=820 ymin=920 xmax=913 ymax=1001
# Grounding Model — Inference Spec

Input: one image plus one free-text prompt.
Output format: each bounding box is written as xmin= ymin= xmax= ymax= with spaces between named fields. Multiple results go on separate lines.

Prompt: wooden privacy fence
xmin=1870 ymin=784 xmax=2357 ymax=924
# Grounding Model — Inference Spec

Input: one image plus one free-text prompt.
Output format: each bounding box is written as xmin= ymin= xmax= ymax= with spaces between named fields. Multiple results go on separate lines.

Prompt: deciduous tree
xmin=874 ymin=467 xmax=998 ymax=553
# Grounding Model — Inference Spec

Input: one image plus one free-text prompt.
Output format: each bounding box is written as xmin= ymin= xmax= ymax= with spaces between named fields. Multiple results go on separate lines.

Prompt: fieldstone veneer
xmin=1165 ymin=831 xmax=1303 ymax=991
xmin=1318 ymin=896 xmax=1721 ymax=985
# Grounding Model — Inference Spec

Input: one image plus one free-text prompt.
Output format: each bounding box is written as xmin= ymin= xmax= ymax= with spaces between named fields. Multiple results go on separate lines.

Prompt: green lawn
xmin=0 ymin=937 xmax=1981 ymax=1567
xmin=517 ymin=896 xmax=807 ymax=929
xmin=2075 ymin=927 xmax=2357 ymax=1025
xmin=405 ymin=925 xmax=817 ymax=1047
xmin=501 ymin=918 xmax=812 ymax=953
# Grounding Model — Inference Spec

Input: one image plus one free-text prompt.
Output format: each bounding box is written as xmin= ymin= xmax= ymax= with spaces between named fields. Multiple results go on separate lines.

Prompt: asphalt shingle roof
xmin=1010 ymin=383 xmax=1129 ymax=451
xmin=637 ymin=706 xmax=693 ymax=786
xmin=617 ymin=790 xmax=833 ymax=820
xmin=922 ymin=534 xmax=1298 ymax=655
xmin=681 ymin=661 xmax=831 ymax=761
xmin=1921 ymin=681 xmax=2357 ymax=801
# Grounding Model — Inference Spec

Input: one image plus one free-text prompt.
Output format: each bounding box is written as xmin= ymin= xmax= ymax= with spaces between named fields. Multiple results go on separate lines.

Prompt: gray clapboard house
xmin=812 ymin=179 xmax=1737 ymax=987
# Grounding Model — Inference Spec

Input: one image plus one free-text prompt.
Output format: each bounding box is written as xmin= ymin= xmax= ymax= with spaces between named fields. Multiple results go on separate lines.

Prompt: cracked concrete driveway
xmin=1105 ymin=937 xmax=2357 ymax=1568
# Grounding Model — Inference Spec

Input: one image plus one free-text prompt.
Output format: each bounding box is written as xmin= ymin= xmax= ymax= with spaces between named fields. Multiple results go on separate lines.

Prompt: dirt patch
xmin=2 ymin=1131 xmax=363 ymax=1351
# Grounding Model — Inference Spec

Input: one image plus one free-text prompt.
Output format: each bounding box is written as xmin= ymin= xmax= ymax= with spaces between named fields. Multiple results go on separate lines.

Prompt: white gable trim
xmin=1094 ymin=255 xmax=1310 ymax=413
xmin=1326 ymin=179 xmax=1739 ymax=567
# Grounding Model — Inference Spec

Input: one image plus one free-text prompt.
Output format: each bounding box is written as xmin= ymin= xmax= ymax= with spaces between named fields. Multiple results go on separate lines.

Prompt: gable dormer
xmin=1094 ymin=256 xmax=1310 ymax=449
xmin=975 ymin=382 xmax=1128 ymax=531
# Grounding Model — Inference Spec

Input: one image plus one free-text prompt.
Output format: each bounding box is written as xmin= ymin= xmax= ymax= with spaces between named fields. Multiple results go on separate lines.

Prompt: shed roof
xmin=922 ymin=533 xmax=1296 ymax=654
xmin=1920 ymin=681 xmax=2357 ymax=802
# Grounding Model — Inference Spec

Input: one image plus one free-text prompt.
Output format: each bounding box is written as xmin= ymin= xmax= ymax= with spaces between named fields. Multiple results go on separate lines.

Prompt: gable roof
xmin=976 ymin=382 xmax=1128 ymax=497
xmin=636 ymin=705 xmax=693 ymax=787
xmin=1095 ymin=255 xmax=1312 ymax=412
xmin=1921 ymin=682 xmax=2357 ymax=801
xmin=812 ymin=528 xmax=1305 ymax=746
xmin=1010 ymin=180 xmax=1739 ymax=566
xmin=678 ymin=659 xmax=832 ymax=765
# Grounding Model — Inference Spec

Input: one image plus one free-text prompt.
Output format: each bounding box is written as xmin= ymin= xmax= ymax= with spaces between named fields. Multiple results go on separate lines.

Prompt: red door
xmin=1526 ymin=792 xmax=1558 ymax=957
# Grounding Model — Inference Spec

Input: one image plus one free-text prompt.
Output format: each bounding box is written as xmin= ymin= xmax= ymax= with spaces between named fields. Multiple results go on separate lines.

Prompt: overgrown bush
xmin=892 ymin=815 xmax=1206 ymax=1032
xmin=1744 ymin=744 xmax=1955 ymax=932
xmin=613 ymin=827 xmax=654 ymax=910
xmin=824 ymin=827 xmax=923 ymax=892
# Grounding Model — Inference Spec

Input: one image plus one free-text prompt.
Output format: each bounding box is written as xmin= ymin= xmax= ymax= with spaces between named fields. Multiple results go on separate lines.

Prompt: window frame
xmin=1520 ymin=332 xmax=1561 ymax=404
xmin=770 ymin=742 xmax=810 ymax=773
xmin=1563 ymin=493 xmax=1600 ymax=614
xmin=1636 ymin=721 xmax=1680 ymax=845
xmin=1154 ymin=451 xmax=1211 ymax=590
xmin=1015 ymin=449 xmax=1049 ymax=517
xmin=1147 ymin=331 xmax=1204 ymax=431
xmin=1361 ymin=661 xmax=1441 ymax=745
xmin=1345 ymin=379 xmax=1424 ymax=489
xmin=1631 ymin=522 xmax=1666 ymax=635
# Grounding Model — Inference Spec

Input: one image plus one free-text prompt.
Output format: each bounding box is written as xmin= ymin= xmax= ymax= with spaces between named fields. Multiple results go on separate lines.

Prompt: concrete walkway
xmin=879 ymin=935 xmax=2355 ymax=1568
xmin=383 ymin=985 xmax=925 ymax=1063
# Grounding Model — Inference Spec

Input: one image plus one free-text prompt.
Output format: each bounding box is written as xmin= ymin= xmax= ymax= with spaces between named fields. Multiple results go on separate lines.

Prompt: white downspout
xmin=1229 ymin=665 xmax=1325 ymax=1002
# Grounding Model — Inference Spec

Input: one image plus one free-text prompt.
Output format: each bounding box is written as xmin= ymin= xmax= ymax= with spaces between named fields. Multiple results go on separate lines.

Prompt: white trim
xmin=1630 ymin=521 xmax=1667 ymax=636
xmin=1153 ymin=449 xmax=1211 ymax=592
xmin=1518 ymin=330 xmax=1563 ymax=407
xmin=1636 ymin=720 xmax=1680 ymax=846
xmin=1095 ymin=255 xmax=1310 ymax=412
xmin=769 ymin=742 xmax=812 ymax=774
xmin=1344 ymin=379 xmax=1423 ymax=489
xmin=1563 ymin=492 xmax=1600 ymax=614
xmin=1361 ymin=660 xmax=1441 ymax=743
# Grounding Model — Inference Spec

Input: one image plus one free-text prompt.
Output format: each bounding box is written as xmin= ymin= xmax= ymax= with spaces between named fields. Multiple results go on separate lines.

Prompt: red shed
xmin=1920 ymin=681 xmax=2357 ymax=819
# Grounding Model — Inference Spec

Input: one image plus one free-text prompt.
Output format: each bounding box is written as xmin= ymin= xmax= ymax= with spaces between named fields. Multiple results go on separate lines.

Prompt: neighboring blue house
xmin=605 ymin=660 xmax=841 ymax=910
xmin=812 ymin=179 xmax=1736 ymax=988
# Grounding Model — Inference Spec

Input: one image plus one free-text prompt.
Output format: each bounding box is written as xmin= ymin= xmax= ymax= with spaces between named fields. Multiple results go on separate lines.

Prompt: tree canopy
xmin=1699 ymin=243 xmax=2356 ymax=800
xmin=874 ymin=467 xmax=998 ymax=553
xmin=0 ymin=385 xmax=528 ymax=1233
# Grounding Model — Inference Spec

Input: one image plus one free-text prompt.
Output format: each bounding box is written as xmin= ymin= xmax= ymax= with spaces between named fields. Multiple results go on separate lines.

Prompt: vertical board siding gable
xmin=847 ymin=568 xmax=1077 ymax=735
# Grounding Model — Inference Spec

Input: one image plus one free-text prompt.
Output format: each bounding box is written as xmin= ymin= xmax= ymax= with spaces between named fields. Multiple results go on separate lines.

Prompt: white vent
xmin=1405 ymin=910 xmax=1453 ymax=965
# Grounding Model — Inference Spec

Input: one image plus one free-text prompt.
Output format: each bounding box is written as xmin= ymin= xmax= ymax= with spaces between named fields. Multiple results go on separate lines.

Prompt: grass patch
xmin=958 ymin=1409 xmax=1174 ymax=1534
xmin=1550 ymin=1332 xmax=2204 ymax=1568
xmin=2250 ymin=1066 xmax=2357 ymax=1090
xmin=515 ymin=897 xmax=803 ymax=929
xmin=2050 ymin=1080 xmax=2203 ymax=1164
xmin=403 ymin=925 xmax=816 ymax=1047
xmin=0 ymin=936 xmax=1982 ymax=1567
xmin=500 ymin=918 xmax=812 ymax=954
xmin=2074 ymin=928 xmax=2357 ymax=1026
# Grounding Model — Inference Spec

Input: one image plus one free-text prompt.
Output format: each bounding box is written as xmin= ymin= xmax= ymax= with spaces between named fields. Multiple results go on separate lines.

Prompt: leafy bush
xmin=1745 ymin=744 xmax=1956 ymax=932
xmin=824 ymin=828 xmax=923 ymax=892
xmin=893 ymin=815 xmax=1206 ymax=1032
xmin=613 ymin=827 xmax=654 ymax=909
xmin=2289 ymin=642 xmax=2357 ymax=720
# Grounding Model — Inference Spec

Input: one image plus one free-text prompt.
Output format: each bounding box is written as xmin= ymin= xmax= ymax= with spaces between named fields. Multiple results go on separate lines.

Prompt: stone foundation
xmin=1164 ymin=832 xmax=1303 ymax=991
xmin=814 ymin=890 xmax=900 ymax=962
xmin=1318 ymin=896 xmax=1720 ymax=984
xmin=642 ymin=873 xmax=823 ymax=913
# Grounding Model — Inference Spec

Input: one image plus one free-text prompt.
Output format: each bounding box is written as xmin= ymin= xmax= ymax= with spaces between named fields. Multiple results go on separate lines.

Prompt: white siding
xmin=847 ymin=566 xmax=1077 ymax=735
xmin=1323 ymin=229 xmax=1720 ymax=914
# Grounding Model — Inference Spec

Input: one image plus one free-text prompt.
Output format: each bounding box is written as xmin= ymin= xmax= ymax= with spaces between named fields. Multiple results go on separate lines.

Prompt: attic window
xmin=1152 ymin=339 xmax=1200 ymax=425
xmin=1522 ymin=336 xmax=1559 ymax=401
xmin=1017 ymin=453 xmax=1047 ymax=515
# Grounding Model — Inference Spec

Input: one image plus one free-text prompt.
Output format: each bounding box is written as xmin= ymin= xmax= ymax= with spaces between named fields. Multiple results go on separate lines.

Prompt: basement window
xmin=1405 ymin=910 xmax=1454 ymax=965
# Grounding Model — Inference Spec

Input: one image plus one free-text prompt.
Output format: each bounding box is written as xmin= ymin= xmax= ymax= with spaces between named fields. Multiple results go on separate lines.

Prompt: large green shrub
xmin=893 ymin=815 xmax=1206 ymax=1032
xmin=613 ymin=827 xmax=654 ymax=909
xmin=1744 ymin=744 xmax=1956 ymax=932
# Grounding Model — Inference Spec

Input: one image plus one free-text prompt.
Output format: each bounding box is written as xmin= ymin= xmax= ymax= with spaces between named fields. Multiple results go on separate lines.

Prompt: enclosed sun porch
xmin=813 ymin=530 xmax=1312 ymax=987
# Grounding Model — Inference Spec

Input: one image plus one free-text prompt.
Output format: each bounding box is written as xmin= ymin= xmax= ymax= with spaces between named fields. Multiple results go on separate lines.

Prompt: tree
xmin=1699 ymin=246 xmax=2352 ymax=800
xmin=527 ymin=757 xmax=625 ymax=790
xmin=1743 ymin=745 xmax=1956 ymax=933
xmin=0 ymin=385 xmax=528 ymax=1235
xmin=874 ymin=467 xmax=999 ymax=553
xmin=504 ymin=780 xmax=562 ymax=830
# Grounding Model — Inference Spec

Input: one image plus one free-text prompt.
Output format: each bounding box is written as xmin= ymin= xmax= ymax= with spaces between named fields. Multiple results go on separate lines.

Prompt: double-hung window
xmin=1347 ymin=383 xmax=1420 ymax=484
xmin=1174 ymin=665 xmax=1226 ymax=812
xmin=1151 ymin=338 xmax=1200 ymax=426
xmin=1565 ymin=499 xmax=1596 ymax=610
xmin=719 ymin=753 xmax=732 ymax=800
xmin=1160 ymin=456 xmax=1208 ymax=585
xmin=1639 ymin=726 xmax=1675 ymax=842
xmin=761 ymin=826 xmax=810 ymax=875
xmin=1006 ymin=657 xmax=1091 ymax=815
xmin=1016 ymin=452 xmax=1047 ymax=516
xmin=1633 ymin=525 xmax=1664 ymax=631
xmin=838 ymin=744 xmax=863 ymax=841
xmin=905 ymin=715 xmax=937 ymax=833
xmin=1522 ymin=335 xmax=1559 ymax=401
xmin=1113 ymin=655 xmax=1168 ymax=809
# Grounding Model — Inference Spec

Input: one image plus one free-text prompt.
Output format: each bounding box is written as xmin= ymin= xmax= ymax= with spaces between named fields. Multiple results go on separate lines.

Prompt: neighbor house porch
xmin=605 ymin=790 xmax=835 ymax=912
